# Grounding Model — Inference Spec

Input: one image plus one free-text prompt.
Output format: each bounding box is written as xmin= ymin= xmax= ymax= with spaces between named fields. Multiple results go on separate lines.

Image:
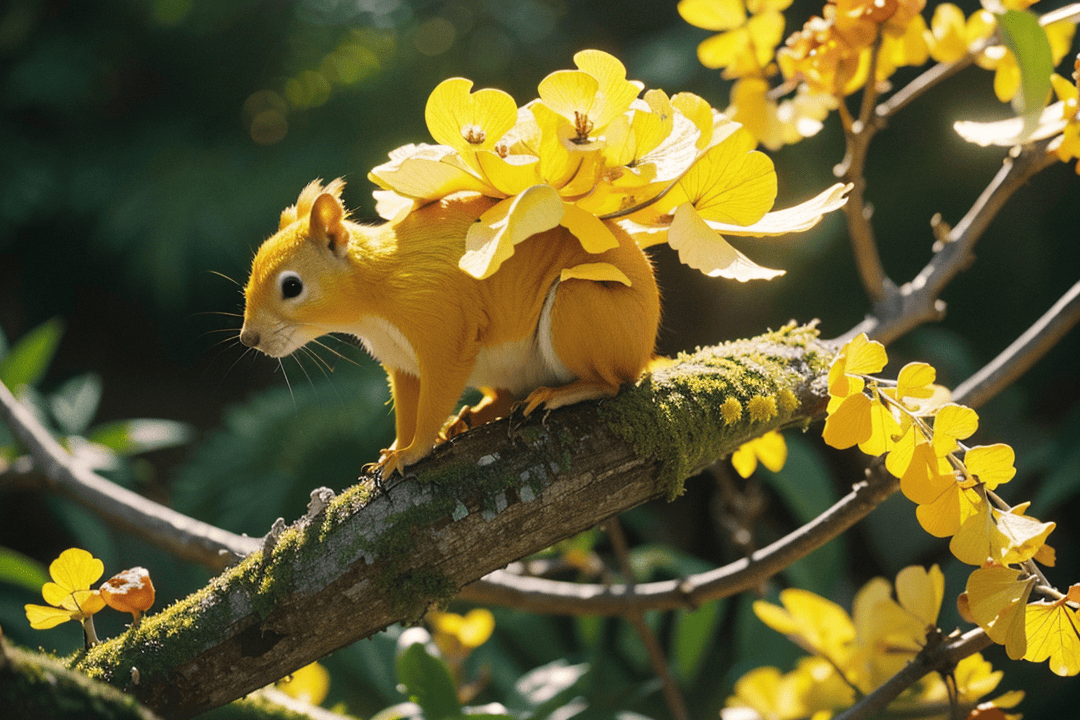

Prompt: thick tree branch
xmin=67 ymin=326 xmax=831 ymax=719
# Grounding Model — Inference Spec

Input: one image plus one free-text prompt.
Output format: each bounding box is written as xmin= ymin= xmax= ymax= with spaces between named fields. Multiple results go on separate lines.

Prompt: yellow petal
xmin=368 ymin=143 xmax=492 ymax=200
xmin=561 ymin=262 xmax=631 ymax=286
xmin=277 ymin=662 xmax=330 ymax=705
xmin=458 ymin=608 xmax=496 ymax=648
xmin=668 ymin=203 xmax=785 ymax=280
xmin=459 ymin=185 xmax=564 ymax=279
xmin=424 ymin=77 xmax=518 ymax=156
xmin=702 ymin=182 xmax=851 ymax=236
xmin=475 ymin=150 xmax=542 ymax=196
xmin=537 ymin=70 xmax=600 ymax=128
xmin=671 ymin=92 xmax=717 ymax=149
xmin=731 ymin=443 xmax=759 ymax=478
xmin=697 ymin=26 xmax=753 ymax=71
xmin=964 ymin=443 xmax=1016 ymax=490
xmin=559 ymin=203 xmax=620 ymax=254
xmin=1024 ymin=600 xmax=1080 ymax=676
xmin=572 ymin=49 xmax=643 ymax=130
xmin=677 ymin=0 xmax=747 ymax=31
xmin=747 ymin=11 xmax=786 ymax=68
xmin=41 ymin=581 xmax=71 ymax=607
xmin=954 ymin=101 xmax=1069 ymax=147
xmin=25 ymin=603 xmax=75 ymax=630
xmin=49 ymin=548 xmax=104 ymax=593
xmin=823 ymin=392 xmax=873 ymax=449
xmin=895 ymin=564 xmax=944 ymax=628
xmin=774 ymin=588 xmax=856 ymax=657
xmin=754 ymin=430 xmax=788 ymax=472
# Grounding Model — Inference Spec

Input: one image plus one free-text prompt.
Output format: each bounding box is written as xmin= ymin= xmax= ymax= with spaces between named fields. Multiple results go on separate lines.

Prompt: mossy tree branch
xmin=64 ymin=325 xmax=832 ymax=720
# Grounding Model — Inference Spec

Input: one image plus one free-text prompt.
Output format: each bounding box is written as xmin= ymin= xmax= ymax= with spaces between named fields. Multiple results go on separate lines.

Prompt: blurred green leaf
xmin=997 ymin=9 xmax=1053 ymax=137
xmin=0 ymin=318 xmax=64 ymax=390
xmin=0 ymin=547 xmax=50 ymax=593
xmin=672 ymin=600 xmax=723 ymax=684
xmin=511 ymin=660 xmax=590 ymax=718
xmin=758 ymin=435 xmax=843 ymax=597
xmin=396 ymin=642 xmax=461 ymax=720
xmin=48 ymin=373 xmax=102 ymax=435
xmin=87 ymin=418 xmax=193 ymax=456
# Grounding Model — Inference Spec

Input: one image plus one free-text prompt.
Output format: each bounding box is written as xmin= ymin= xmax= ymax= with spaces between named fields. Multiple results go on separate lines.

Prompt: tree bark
xmin=69 ymin=325 xmax=831 ymax=719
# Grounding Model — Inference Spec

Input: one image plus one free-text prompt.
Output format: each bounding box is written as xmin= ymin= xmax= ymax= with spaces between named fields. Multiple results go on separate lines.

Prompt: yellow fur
xmin=241 ymin=180 xmax=661 ymax=476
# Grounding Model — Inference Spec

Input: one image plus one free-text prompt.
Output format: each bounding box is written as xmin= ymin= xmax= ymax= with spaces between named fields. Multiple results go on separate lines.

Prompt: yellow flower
xmin=24 ymin=548 xmax=107 ymax=644
xmin=731 ymin=430 xmax=787 ymax=477
xmin=425 ymin=78 xmax=518 ymax=164
xmin=537 ymin=50 xmax=643 ymax=142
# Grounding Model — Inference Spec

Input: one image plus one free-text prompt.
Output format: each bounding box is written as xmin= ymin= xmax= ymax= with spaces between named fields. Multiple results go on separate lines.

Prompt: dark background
xmin=1 ymin=0 xmax=1078 ymax=716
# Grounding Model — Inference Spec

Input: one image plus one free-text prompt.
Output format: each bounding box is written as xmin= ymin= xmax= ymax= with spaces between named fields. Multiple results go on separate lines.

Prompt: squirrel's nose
xmin=239 ymin=328 xmax=260 ymax=348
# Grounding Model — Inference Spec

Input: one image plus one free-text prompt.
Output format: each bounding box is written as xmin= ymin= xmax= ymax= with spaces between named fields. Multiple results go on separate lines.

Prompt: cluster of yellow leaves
xmin=24 ymin=548 xmax=156 ymax=646
xmin=682 ymin=0 xmax=1079 ymax=155
xmin=725 ymin=565 xmax=1023 ymax=719
xmin=368 ymin=49 xmax=851 ymax=282
xmin=823 ymin=334 xmax=1080 ymax=676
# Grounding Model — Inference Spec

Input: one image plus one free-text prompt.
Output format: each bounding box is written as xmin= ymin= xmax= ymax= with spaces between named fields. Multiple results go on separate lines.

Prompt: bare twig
xmin=833 ymin=629 xmax=993 ymax=720
xmin=842 ymin=140 xmax=1059 ymax=345
xmin=606 ymin=518 xmax=689 ymax=720
xmin=0 ymin=380 xmax=259 ymax=568
xmin=459 ymin=465 xmax=898 ymax=614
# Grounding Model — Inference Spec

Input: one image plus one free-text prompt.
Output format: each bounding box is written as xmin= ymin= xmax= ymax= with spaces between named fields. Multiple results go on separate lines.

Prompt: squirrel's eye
xmin=279 ymin=271 xmax=304 ymax=300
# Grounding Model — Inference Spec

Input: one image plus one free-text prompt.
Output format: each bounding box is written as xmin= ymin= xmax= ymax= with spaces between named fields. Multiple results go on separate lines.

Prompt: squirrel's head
xmin=240 ymin=178 xmax=356 ymax=358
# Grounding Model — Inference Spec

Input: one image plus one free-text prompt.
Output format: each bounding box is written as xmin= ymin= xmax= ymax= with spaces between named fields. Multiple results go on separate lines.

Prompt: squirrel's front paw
xmin=375 ymin=445 xmax=429 ymax=478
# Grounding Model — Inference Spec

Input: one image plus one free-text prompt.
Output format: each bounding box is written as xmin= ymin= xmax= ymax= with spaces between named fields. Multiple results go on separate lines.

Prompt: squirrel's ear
xmin=311 ymin=193 xmax=349 ymax=257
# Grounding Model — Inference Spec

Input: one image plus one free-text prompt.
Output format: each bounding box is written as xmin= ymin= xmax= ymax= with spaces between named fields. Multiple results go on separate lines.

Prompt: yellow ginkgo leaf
xmin=964 ymin=443 xmax=1016 ymax=490
xmin=930 ymin=403 xmax=979 ymax=456
xmin=757 ymin=588 xmax=856 ymax=659
xmin=701 ymin=182 xmax=852 ymax=236
xmin=48 ymin=548 xmax=104 ymax=594
xmin=457 ymin=608 xmax=496 ymax=648
xmin=1024 ymin=599 xmax=1080 ymax=676
xmin=424 ymin=77 xmax=518 ymax=158
xmin=671 ymin=92 xmax=717 ymax=149
xmin=560 ymin=262 xmax=631 ymax=286
xmin=895 ymin=362 xmax=936 ymax=400
xmin=459 ymin=185 xmax=564 ymax=279
xmin=916 ymin=483 xmax=980 ymax=538
xmin=678 ymin=130 xmax=777 ymax=225
xmin=897 ymin=442 xmax=955 ymax=506
xmin=572 ymin=49 xmax=643 ymax=130
xmin=731 ymin=430 xmax=788 ymax=477
xmin=949 ymin=498 xmax=998 ymax=565
xmin=823 ymin=392 xmax=873 ymax=449
xmin=857 ymin=396 xmax=903 ymax=457
xmin=996 ymin=509 xmax=1055 ymax=565
xmin=895 ymin=564 xmax=945 ymax=628
xmin=277 ymin=661 xmax=331 ymax=705
xmin=372 ymin=190 xmax=415 ymax=223
xmin=678 ymin=0 xmax=747 ymax=32
xmin=928 ymin=3 xmax=969 ymax=63
xmin=667 ymin=203 xmax=785 ymax=281
xmin=966 ymin=565 xmax=1035 ymax=659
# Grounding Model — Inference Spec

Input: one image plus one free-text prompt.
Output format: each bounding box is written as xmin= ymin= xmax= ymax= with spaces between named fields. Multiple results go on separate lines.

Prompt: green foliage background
xmin=1 ymin=0 xmax=1078 ymax=717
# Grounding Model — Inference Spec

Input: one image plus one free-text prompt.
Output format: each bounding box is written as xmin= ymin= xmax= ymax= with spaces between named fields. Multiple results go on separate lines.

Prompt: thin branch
xmin=0 ymin=380 xmax=259 ymax=568
xmin=876 ymin=55 xmax=975 ymax=121
xmin=833 ymin=629 xmax=993 ymax=720
xmin=951 ymin=279 xmax=1080 ymax=408
xmin=842 ymin=140 xmax=1059 ymax=345
xmin=606 ymin=518 xmax=689 ymax=720
xmin=458 ymin=465 xmax=898 ymax=614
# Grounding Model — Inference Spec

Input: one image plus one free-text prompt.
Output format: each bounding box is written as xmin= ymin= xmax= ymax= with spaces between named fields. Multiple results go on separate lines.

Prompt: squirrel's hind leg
xmin=439 ymin=387 xmax=514 ymax=441
xmin=524 ymin=272 xmax=660 ymax=414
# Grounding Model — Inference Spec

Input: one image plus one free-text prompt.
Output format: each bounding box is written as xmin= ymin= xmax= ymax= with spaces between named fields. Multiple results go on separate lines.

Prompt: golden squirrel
xmin=240 ymin=179 xmax=660 ymax=476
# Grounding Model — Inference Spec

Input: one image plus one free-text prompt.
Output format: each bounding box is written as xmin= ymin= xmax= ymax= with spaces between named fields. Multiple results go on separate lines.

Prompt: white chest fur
xmin=354 ymin=283 xmax=575 ymax=396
